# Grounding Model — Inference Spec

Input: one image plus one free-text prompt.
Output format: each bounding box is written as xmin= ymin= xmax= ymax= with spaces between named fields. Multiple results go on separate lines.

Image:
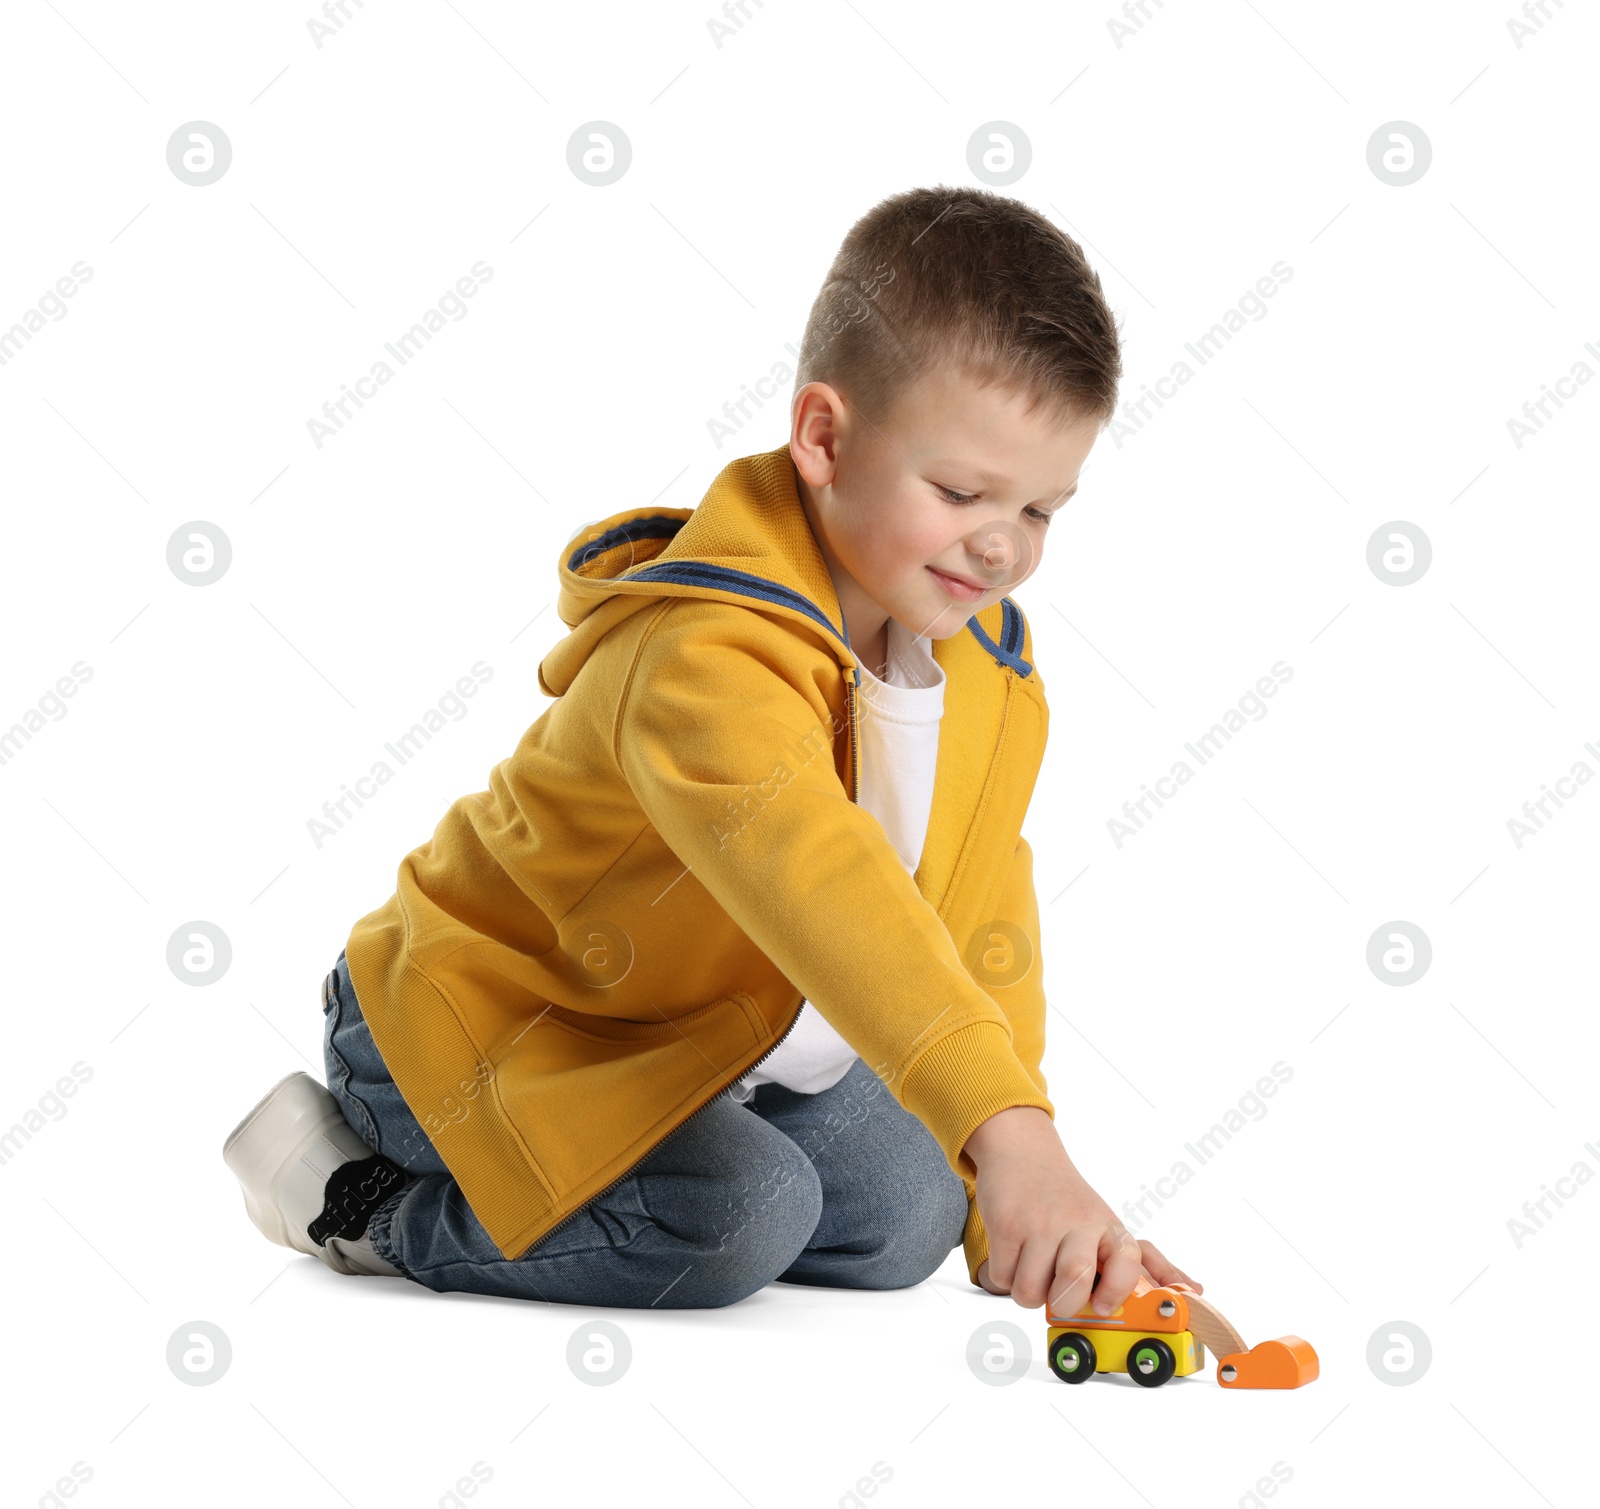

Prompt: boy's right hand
xmin=965 ymin=1105 xmax=1201 ymax=1317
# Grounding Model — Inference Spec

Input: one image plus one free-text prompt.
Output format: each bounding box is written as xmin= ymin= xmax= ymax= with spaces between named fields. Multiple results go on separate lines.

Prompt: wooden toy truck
xmin=1045 ymin=1271 xmax=1319 ymax=1389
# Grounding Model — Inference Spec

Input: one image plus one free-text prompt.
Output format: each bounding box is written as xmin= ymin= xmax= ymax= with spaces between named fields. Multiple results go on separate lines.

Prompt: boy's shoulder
xmin=644 ymin=588 xmax=1044 ymax=701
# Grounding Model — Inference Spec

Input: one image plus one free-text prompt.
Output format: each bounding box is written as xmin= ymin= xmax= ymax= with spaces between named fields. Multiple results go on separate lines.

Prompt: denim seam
xmin=324 ymin=968 xmax=384 ymax=1152
xmin=364 ymin=1182 xmax=414 ymax=1277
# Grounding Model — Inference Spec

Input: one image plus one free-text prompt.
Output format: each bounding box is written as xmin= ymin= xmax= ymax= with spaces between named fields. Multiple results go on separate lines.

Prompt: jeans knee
xmin=874 ymin=1162 xmax=969 ymax=1288
xmin=697 ymin=1148 xmax=823 ymax=1306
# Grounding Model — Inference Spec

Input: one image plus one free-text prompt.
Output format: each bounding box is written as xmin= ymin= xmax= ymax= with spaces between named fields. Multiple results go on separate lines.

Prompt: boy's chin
xmin=872 ymin=585 xmax=1004 ymax=641
xmin=904 ymin=610 xmax=980 ymax=642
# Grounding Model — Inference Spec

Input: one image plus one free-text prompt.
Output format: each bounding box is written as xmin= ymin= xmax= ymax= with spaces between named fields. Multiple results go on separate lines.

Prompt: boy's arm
xmin=615 ymin=598 xmax=1054 ymax=1188
xmin=960 ymin=832 xmax=1050 ymax=1290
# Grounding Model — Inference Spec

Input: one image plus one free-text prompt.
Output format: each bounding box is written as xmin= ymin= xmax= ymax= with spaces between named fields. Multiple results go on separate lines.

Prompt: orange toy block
xmin=1216 ymin=1336 xmax=1320 ymax=1389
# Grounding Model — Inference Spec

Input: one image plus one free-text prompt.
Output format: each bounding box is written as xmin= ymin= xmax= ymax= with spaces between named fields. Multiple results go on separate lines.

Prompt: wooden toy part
xmin=1177 ymin=1292 xmax=1248 ymax=1361
xmin=1216 ymin=1336 xmax=1320 ymax=1389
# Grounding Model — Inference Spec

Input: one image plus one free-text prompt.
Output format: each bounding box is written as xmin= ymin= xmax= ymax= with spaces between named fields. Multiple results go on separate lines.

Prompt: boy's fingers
xmin=975 ymin=1259 xmax=1009 ymax=1295
xmin=1137 ymin=1238 xmax=1203 ymax=1294
xmin=1041 ymin=1236 xmax=1097 ymax=1316
xmin=1136 ymin=1240 xmax=1173 ymax=1281
xmin=1013 ymin=1238 xmax=1068 ymax=1310
xmin=979 ymin=1241 xmax=1023 ymax=1295
xmin=1090 ymin=1225 xmax=1143 ymax=1316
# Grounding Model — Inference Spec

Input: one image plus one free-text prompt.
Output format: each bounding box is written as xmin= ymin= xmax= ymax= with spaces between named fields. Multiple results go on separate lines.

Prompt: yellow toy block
xmin=1046 ymin=1324 xmax=1204 ymax=1386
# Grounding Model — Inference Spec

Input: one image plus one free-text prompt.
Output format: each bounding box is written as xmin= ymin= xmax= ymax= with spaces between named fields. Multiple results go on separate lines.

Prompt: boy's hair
xmin=794 ymin=184 xmax=1122 ymax=432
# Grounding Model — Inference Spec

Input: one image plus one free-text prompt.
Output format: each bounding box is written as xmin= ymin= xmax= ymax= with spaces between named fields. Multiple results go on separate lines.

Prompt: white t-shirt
xmin=730 ymin=614 xmax=946 ymax=1101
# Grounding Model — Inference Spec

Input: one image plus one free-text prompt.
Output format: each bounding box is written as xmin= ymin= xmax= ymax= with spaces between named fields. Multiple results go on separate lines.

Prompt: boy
xmin=223 ymin=185 xmax=1202 ymax=1315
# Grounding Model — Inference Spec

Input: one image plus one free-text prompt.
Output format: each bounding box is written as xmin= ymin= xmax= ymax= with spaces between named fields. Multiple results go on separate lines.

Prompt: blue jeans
xmin=321 ymin=950 xmax=968 ymax=1307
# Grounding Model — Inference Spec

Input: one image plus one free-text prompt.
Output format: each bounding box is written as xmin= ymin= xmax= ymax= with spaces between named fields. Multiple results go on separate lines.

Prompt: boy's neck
xmin=795 ymin=467 xmax=891 ymax=678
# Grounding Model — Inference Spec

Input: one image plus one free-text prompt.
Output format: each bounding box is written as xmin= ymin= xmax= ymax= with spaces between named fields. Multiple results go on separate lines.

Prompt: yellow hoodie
xmin=344 ymin=441 xmax=1056 ymax=1288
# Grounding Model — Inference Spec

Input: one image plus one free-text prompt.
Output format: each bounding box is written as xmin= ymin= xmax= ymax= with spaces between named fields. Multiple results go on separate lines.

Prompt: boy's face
xmin=791 ymin=364 xmax=1102 ymax=643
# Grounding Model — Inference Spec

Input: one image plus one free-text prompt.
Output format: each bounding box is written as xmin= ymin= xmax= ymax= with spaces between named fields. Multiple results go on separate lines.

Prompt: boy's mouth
xmin=926 ymin=565 xmax=988 ymax=603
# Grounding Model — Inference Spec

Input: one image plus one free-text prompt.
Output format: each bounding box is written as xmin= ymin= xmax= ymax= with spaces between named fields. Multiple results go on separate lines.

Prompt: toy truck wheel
xmin=1048 ymin=1332 xmax=1097 ymax=1384
xmin=1127 ymin=1338 xmax=1176 ymax=1388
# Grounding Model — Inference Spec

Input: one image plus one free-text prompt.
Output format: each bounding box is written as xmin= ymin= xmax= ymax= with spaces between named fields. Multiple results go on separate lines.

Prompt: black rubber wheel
xmin=1048 ymin=1331 xmax=1097 ymax=1384
xmin=1127 ymin=1337 xmax=1176 ymax=1388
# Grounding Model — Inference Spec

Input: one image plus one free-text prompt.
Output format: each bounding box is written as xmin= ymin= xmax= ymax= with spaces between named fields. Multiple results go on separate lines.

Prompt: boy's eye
xmin=938 ymin=483 xmax=1053 ymax=526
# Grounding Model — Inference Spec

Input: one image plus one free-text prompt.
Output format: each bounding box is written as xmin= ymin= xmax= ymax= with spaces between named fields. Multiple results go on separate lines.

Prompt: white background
xmin=2 ymin=1 xmax=1596 ymax=1506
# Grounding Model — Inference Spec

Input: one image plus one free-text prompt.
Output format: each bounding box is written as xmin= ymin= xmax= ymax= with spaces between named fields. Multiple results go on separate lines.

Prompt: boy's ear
xmin=790 ymin=382 xmax=845 ymax=482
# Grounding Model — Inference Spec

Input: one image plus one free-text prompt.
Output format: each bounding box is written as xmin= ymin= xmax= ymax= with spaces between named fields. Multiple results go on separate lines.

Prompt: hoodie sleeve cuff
xmin=962 ymin=1189 xmax=990 ymax=1289
xmin=898 ymin=1019 xmax=1054 ymax=1187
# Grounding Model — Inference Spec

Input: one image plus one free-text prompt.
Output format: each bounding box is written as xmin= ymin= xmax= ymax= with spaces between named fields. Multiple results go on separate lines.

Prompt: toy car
xmin=1045 ymin=1271 xmax=1318 ymax=1389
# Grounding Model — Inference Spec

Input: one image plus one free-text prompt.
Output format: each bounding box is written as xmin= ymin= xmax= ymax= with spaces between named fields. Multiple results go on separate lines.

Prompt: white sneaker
xmin=223 ymin=1071 xmax=408 ymax=1277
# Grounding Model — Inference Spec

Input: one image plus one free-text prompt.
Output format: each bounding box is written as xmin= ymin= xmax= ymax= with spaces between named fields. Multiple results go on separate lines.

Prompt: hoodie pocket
xmin=541 ymin=992 xmax=752 ymax=1043
xmin=491 ymin=991 xmax=766 ymax=1199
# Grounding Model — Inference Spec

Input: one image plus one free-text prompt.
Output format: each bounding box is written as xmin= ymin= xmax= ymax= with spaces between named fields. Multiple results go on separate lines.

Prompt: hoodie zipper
xmin=845 ymin=665 xmax=860 ymax=803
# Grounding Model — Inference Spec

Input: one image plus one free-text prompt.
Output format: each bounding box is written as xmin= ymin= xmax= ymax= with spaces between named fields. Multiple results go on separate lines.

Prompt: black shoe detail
xmin=306 ymin=1153 xmax=409 ymax=1248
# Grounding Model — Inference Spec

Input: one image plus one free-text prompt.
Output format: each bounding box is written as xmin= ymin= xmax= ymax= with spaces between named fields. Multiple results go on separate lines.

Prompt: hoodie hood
xmin=537 ymin=442 xmax=1035 ymax=699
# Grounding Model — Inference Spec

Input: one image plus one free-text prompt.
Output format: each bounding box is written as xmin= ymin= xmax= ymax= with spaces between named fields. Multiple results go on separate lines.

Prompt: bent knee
xmin=683 ymin=1147 xmax=821 ymax=1306
xmin=875 ymin=1163 xmax=969 ymax=1287
xmin=712 ymin=1144 xmax=823 ymax=1272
